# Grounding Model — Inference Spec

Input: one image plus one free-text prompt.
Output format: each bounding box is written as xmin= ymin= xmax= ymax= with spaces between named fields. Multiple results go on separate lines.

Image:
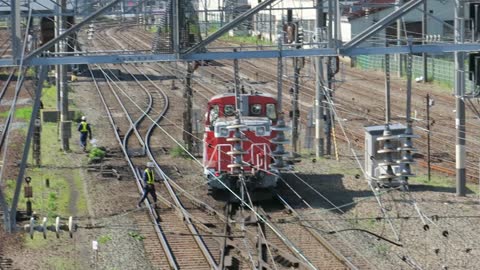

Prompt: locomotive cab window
xmin=224 ymin=105 xmax=235 ymax=116
xmin=209 ymin=105 xmax=219 ymax=125
xmin=250 ymin=104 xmax=262 ymax=115
xmin=266 ymin=104 xmax=277 ymax=120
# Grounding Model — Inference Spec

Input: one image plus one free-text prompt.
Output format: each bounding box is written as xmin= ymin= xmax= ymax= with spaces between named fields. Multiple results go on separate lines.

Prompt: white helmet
xmin=81 ymin=116 xmax=86 ymax=121
xmin=147 ymin=162 xmax=154 ymax=168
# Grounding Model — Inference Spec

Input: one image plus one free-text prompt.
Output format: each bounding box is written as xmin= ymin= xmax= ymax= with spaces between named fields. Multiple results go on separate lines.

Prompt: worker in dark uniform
xmin=77 ymin=116 xmax=92 ymax=152
xmin=138 ymin=162 xmax=158 ymax=208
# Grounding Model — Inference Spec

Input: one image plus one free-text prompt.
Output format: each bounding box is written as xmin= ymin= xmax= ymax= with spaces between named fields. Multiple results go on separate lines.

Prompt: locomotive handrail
xmin=249 ymin=143 xmax=271 ymax=172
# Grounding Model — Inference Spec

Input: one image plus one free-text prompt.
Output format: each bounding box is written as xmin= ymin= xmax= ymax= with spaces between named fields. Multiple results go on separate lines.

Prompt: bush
xmin=89 ymin=147 xmax=106 ymax=163
xmin=170 ymin=145 xmax=190 ymax=159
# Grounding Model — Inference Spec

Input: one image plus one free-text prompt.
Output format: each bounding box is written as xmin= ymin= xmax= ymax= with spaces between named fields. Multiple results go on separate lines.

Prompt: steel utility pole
xmin=325 ymin=0 xmax=334 ymax=156
xmin=455 ymin=0 xmax=466 ymax=196
xmin=426 ymin=93 xmax=431 ymax=181
xmin=396 ymin=0 xmax=403 ymax=77
xmin=10 ymin=0 xmax=21 ymax=62
xmin=59 ymin=0 xmax=70 ymax=151
xmin=183 ymin=62 xmax=194 ymax=152
xmin=292 ymin=58 xmax=300 ymax=153
xmin=422 ymin=0 xmax=428 ymax=82
xmin=315 ymin=0 xmax=325 ymax=158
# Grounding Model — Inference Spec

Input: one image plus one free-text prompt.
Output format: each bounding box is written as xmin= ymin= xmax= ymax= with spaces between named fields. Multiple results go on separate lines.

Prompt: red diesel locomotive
xmin=203 ymin=92 xmax=280 ymax=196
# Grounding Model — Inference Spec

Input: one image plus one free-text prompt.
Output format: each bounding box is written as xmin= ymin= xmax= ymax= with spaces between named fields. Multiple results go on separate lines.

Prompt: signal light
xmin=468 ymin=52 xmax=480 ymax=86
xmin=469 ymin=3 xmax=480 ymax=32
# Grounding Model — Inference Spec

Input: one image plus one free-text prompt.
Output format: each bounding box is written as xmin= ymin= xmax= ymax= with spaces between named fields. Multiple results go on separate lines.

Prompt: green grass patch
xmin=41 ymin=83 xmax=57 ymax=109
xmin=412 ymin=173 xmax=478 ymax=194
xmin=98 ymin=235 xmax=112 ymax=244
xmin=36 ymin=122 xmax=86 ymax=165
xmin=24 ymin=235 xmax=48 ymax=249
xmin=26 ymin=67 xmax=36 ymax=78
xmin=128 ymin=231 xmax=145 ymax=241
xmin=0 ymin=107 xmax=33 ymax=121
xmin=46 ymin=257 xmax=77 ymax=270
xmin=171 ymin=145 xmax=191 ymax=159
xmin=17 ymin=121 xmax=89 ymax=218
xmin=374 ymin=243 xmax=389 ymax=256
xmin=47 ymin=192 xmax=58 ymax=217
xmin=411 ymin=174 xmax=453 ymax=188
xmin=149 ymin=25 xmax=158 ymax=33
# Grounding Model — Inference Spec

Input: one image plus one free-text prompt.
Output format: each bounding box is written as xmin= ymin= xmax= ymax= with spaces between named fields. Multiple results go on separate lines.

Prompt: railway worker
xmin=77 ymin=116 xmax=92 ymax=152
xmin=138 ymin=162 xmax=158 ymax=208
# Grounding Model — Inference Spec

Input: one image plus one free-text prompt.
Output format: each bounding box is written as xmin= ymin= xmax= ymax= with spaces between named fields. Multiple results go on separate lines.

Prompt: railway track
xmin=86 ymin=26 xmax=230 ymax=269
xmin=82 ymin=24 xmax=377 ymax=269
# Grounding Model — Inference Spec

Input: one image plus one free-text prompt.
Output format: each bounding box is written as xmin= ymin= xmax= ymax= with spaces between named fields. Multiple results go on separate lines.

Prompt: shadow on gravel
xmin=265 ymin=173 xmax=372 ymax=213
xmin=409 ymin=184 xmax=476 ymax=194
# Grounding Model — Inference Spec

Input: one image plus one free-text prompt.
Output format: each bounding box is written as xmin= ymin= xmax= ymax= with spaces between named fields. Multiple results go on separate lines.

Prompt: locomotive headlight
xmin=256 ymin=126 xmax=266 ymax=136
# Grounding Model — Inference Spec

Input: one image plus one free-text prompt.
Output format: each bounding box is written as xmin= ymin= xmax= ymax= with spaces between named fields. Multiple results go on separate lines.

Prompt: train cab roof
xmin=208 ymin=92 xmax=276 ymax=103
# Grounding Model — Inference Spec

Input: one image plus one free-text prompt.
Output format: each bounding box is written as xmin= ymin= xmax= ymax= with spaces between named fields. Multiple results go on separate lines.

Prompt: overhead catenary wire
xmin=90 ymin=23 xmax=480 ymax=268
xmin=92 ymin=63 xmax=318 ymax=269
xmin=91 ymin=57 xmax=375 ymax=269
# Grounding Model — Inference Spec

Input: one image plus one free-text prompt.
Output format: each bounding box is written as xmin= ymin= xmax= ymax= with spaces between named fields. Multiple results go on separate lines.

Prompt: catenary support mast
xmin=315 ymin=0 xmax=325 ymax=157
xmin=455 ymin=0 xmax=466 ymax=196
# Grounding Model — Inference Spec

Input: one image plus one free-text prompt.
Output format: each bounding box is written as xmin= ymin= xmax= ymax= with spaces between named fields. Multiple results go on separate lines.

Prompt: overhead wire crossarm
xmin=184 ymin=0 xmax=278 ymax=55
xmin=23 ymin=0 xmax=124 ymax=62
xmin=341 ymin=0 xmax=424 ymax=52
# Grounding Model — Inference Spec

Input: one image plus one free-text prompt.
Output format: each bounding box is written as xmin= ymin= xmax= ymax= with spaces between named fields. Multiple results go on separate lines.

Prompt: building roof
xmin=344 ymin=0 xmax=396 ymax=20
xmin=0 ymin=0 xmax=74 ymax=16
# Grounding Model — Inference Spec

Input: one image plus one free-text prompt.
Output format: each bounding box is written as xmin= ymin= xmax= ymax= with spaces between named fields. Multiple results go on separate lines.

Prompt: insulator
xmin=270 ymin=118 xmax=290 ymax=171
xmin=227 ymin=150 xmax=248 ymax=156
xmin=226 ymin=124 xmax=246 ymax=130
xmin=271 ymin=151 xmax=290 ymax=158
xmin=376 ymin=126 xmax=398 ymax=183
xmin=396 ymin=133 xmax=419 ymax=139
xmin=397 ymin=147 xmax=417 ymax=152
xmin=378 ymin=173 xmax=396 ymax=180
xmin=55 ymin=217 xmax=61 ymax=238
xmin=270 ymin=162 xmax=287 ymax=170
xmin=377 ymin=148 xmax=398 ymax=154
xmin=271 ymin=125 xmax=291 ymax=132
xmin=271 ymin=137 xmax=290 ymax=145
xmin=68 ymin=216 xmax=74 ymax=238
xmin=227 ymin=164 xmax=244 ymax=168
xmin=226 ymin=137 xmax=247 ymax=142
xmin=376 ymin=134 xmax=398 ymax=141
xmin=377 ymin=161 xmax=397 ymax=166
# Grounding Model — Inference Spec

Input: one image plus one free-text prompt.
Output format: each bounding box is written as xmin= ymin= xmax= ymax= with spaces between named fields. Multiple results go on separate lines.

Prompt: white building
xmin=340 ymin=0 xmax=455 ymax=44
xmin=202 ymin=0 xmax=457 ymax=44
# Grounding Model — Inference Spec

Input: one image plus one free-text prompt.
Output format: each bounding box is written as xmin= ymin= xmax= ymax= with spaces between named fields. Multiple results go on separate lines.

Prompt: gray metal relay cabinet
xmin=364 ymin=124 xmax=406 ymax=183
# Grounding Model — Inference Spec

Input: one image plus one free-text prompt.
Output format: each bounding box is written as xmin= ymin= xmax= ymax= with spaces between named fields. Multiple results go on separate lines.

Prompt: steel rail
xmin=98 ymin=67 xmax=146 ymax=149
xmin=97 ymin=61 xmax=219 ymax=268
xmin=102 ymin=28 xmax=220 ymax=269
xmin=0 ymin=68 xmax=26 ymax=153
xmin=141 ymin=78 xmax=220 ymax=270
xmin=0 ymin=68 xmax=25 ymax=150
xmin=88 ymin=65 xmax=179 ymax=269
xmin=276 ymin=194 xmax=360 ymax=270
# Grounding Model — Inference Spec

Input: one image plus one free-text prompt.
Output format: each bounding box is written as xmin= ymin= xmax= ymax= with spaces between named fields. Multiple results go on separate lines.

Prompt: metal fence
xmin=355 ymin=54 xmax=477 ymax=93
